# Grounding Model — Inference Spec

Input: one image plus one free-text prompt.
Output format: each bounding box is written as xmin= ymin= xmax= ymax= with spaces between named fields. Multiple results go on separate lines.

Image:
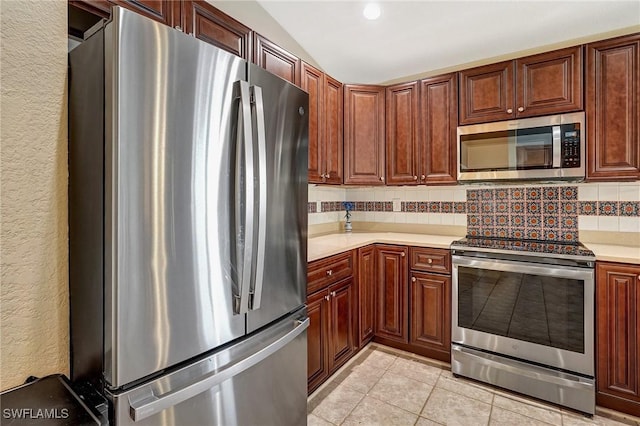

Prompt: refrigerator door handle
xmin=128 ymin=318 xmax=309 ymax=422
xmin=233 ymin=80 xmax=254 ymax=315
xmin=249 ymin=85 xmax=267 ymax=310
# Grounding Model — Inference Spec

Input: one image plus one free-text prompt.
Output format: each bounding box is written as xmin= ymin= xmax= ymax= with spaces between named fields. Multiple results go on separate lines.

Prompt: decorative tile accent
xmin=495 ymin=189 xmax=509 ymax=200
xmin=509 ymin=188 xmax=525 ymax=200
xmin=429 ymin=202 xmax=441 ymax=213
xmin=454 ymin=202 xmax=466 ymax=213
xmin=384 ymin=202 xmax=393 ymax=212
xmin=441 ymin=202 xmax=453 ymax=213
xmin=599 ymin=201 xmax=619 ymax=216
xmin=526 ymin=187 xmax=542 ymax=200
xmin=560 ymin=187 xmax=578 ymax=200
xmin=620 ymin=201 xmax=640 ymax=216
xmin=418 ymin=202 xmax=428 ymax=213
xmin=578 ymin=201 xmax=598 ymax=215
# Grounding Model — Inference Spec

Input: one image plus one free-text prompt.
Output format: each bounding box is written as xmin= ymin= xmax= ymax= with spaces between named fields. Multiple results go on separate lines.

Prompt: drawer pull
xmin=411 ymin=277 xmax=416 ymax=282
xmin=401 ymin=252 xmax=406 ymax=257
xmin=331 ymin=291 xmax=336 ymax=297
xmin=427 ymin=258 xmax=433 ymax=264
xmin=326 ymin=269 xmax=333 ymax=276
xmin=325 ymin=295 xmax=330 ymax=301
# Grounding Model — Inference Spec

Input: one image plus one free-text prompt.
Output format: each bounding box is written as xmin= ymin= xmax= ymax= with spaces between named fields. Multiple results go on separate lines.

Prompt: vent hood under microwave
xmin=457 ymin=112 xmax=585 ymax=183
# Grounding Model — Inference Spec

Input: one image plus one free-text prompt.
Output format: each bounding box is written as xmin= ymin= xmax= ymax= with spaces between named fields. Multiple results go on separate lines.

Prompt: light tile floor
xmin=308 ymin=344 xmax=640 ymax=426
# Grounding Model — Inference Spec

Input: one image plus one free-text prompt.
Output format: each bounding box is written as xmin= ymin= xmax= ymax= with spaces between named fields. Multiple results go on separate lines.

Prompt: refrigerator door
xmin=246 ymin=64 xmax=309 ymax=333
xmin=109 ymin=308 xmax=309 ymax=426
xmin=104 ymin=9 xmax=247 ymax=387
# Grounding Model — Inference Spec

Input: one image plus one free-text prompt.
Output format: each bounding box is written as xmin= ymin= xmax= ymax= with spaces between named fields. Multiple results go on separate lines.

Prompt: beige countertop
xmin=308 ymin=232 xmax=640 ymax=265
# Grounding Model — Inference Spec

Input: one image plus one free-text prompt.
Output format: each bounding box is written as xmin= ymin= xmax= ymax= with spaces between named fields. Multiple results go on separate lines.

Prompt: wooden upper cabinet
xmin=253 ymin=33 xmax=301 ymax=86
xmin=459 ymin=60 xmax=514 ymax=125
xmin=344 ymin=85 xmax=386 ymax=185
xmin=516 ymin=46 xmax=583 ymax=117
xmin=324 ymin=75 xmax=344 ymax=184
xmin=386 ymin=82 xmax=419 ymax=185
xmin=586 ymin=34 xmax=640 ymax=181
xmin=375 ymin=245 xmax=408 ymax=343
xmin=182 ymin=1 xmax=251 ymax=60
xmin=302 ymin=62 xmax=325 ymax=184
xmin=112 ymin=0 xmax=178 ymax=27
xmin=419 ymin=74 xmax=458 ymax=184
xmin=302 ymin=63 xmax=343 ymax=185
xmin=596 ymin=262 xmax=640 ymax=417
xmin=459 ymin=46 xmax=583 ymax=124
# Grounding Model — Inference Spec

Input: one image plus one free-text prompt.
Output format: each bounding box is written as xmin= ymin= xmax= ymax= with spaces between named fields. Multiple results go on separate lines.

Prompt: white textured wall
xmin=0 ymin=0 xmax=68 ymax=390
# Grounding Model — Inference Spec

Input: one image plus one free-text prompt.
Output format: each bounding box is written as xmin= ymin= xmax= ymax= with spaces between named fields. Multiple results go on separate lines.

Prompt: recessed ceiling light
xmin=363 ymin=3 xmax=381 ymax=20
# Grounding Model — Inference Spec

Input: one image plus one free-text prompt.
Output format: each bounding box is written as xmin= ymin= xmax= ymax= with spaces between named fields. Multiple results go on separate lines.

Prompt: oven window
xmin=460 ymin=126 xmax=554 ymax=172
xmin=457 ymin=266 xmax=584 ymax=353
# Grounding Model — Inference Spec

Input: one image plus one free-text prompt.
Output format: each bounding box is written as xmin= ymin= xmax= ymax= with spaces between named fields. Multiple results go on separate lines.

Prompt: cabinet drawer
xmin=410 ymin=247 xmax=451 ymax=274
xmin=308 ymin=251 xmax=354 ymax=294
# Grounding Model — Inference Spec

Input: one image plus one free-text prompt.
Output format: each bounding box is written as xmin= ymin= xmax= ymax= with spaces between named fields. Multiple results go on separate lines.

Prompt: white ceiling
xmin=256 ymin=1 xmax=640 ymax=84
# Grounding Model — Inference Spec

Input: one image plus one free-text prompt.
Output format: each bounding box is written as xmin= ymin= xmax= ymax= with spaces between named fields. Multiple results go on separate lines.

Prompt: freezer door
xmin=109 ymin=309 xmax=309 ymax=426
xmin=104 ymin=9 xmax=247 ymax=387
xmin=246 ymin=63 xmax=309 ymax=333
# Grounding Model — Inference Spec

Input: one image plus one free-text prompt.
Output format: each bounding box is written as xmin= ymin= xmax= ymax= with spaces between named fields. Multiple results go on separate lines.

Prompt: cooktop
xmin=450 ymin=236 xmax=596 ymax=261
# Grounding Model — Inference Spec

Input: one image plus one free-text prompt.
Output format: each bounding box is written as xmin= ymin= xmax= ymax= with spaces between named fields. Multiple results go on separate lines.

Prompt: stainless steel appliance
xmin=450 ymin=237 xmax=596 ymax=414
xmin=457 ymin=112 xmax=585 ymax=182
xmin=68 ymin=7 xmax=309 ymax=425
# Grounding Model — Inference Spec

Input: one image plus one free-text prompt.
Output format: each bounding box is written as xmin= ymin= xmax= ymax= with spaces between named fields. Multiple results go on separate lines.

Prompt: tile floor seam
xmin=366 ymin=392 xmax=426 ymax=419
xmin=416 ymin=382 xmax=439 ymax=425
xmin=334 ymin=387 xmax=368 ymax=426
xmin=495 ymin=404 xmax=557 ymax=426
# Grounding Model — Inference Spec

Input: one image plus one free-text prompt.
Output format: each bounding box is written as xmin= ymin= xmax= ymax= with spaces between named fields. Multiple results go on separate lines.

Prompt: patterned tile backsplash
xmin=308 ymin=183 xmax=640 ymax=233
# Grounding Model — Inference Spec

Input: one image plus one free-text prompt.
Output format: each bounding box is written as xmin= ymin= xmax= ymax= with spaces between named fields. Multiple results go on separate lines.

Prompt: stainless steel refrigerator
xmin=68 ymin=7 xmax=308 ymax=425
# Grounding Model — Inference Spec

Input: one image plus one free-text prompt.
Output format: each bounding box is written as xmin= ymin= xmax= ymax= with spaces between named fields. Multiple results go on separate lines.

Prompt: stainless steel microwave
xmin=457 ymin=111 xmax=585 ymax=182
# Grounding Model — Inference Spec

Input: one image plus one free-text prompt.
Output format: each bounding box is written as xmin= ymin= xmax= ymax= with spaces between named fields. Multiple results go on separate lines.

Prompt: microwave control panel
xmin=561 ymin=126 xmax=580 ymax=168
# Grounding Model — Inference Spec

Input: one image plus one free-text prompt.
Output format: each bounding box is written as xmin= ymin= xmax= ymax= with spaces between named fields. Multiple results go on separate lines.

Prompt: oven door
xmin=452 ymin=255 xmax=594 ymax=376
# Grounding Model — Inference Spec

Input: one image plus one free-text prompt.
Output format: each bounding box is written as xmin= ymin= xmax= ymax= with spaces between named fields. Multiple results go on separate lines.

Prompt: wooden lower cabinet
xmin=409 ymin=271 xmax=451 ymax=362
xmin=375 ymin=245 xmax=409 ymax=343
xmin=307 ymin=252 xmax=357 ymax=394
xmin=596 ymin=262 xmax=640 ymax=416
xmin=357 ymin=245 xmax=376 ymax=346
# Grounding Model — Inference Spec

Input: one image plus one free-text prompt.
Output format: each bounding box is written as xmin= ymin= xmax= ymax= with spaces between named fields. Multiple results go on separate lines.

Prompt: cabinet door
xmin=324 ymin=75 xmax=344 ymax=184
xmin=410 ymin=271 xmax=451 ymax=361
xmin=375 ymin=245 xmax=408 ymax=343
xmin=344 ymin=85 xmax=386 ymax=185
xmin=182 ymin=0 xmax=251 ymax=60
xmin=419 ymin=74 xmax=458 ymax=184
xmin=386 ymin=82 xmax=419 ymax=185
xmin=302 ymin=62 xmax=325 ymax=184
xmin=596 ymin=262 xmax=640 ymax=416
xmin=328 ymin=277 xmax=357 ymax=371
xmin=587 ymin=34 xmax=640 ymax=181
xmin=307 ymin=290 xmax=329 ymax=393
xmin=357 ymin=245 xmax=376 ymax=346
xmin=112 ymin=0 xmax=177 ymax=27
xmin=459 ymin=61 xmax=514 ymax=125
xmin=515 ymin=46 xmax=583 ymax=118
xmin=253 ymin=33 xmax=301 ymax=86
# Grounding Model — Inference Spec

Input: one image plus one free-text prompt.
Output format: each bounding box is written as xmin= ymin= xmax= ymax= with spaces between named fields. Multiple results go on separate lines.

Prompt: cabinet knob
xmin=518 ymin=107 xmax=525 ymax=112
xmin=411 ymin=277 xmax=416 ymax=282
xmin=507 ymin=108 xmax=513 ymax=114
xmin=380 ymin=176 xmax=384 ymax=181
xmin=175 ymin=25 xmax=183 ymax=31
xmin=325 ymin=295 xmax=330 ymax=301
xmin=326 ymin=269 xmax=333 ymax=276
xmin=331 ymin=291 xmax=336 ymax=297
xmin=421 ymin=175 xmax=426 ymax=180
xmin=401 ymin=252 xmax=406 ymax=257
xmin=413 ymin=175 xmax=418 ymax=181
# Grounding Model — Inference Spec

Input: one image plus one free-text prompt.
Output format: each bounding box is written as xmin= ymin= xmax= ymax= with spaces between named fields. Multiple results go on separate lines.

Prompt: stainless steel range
xmin=450 ymin=237 xmax=596 ymax=414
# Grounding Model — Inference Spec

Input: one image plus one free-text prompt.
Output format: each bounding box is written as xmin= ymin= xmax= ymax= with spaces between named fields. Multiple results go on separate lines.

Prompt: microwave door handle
xmin=552 ymin=125 xmax=561 ymax=168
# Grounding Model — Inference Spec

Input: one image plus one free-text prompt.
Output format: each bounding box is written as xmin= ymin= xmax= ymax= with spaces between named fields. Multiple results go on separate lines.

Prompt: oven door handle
xmin=452 ymin=255 xmax=594 ymax=280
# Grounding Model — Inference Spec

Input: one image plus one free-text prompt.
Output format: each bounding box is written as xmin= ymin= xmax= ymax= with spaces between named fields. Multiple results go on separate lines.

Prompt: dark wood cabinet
xmin=386 ymin=82 xmax=419 ymax=185
xmin=253 ymin=33 xmax=300 ymax=86
xmin=459 ymin=46 xmax=583 ymax=124
xmin=182 ymin=0 xmax=251 ymax=60
xmin=69 ymin=0 xmax=179 ymax=25
xmin=344 ymin=85 xmax=386 ymax=185
xmin=375 ymin=245 xmax=408 ymax=343
xmin=419 ymin=74 xmax=458 ymax=184
xmin=303 ymin=63 xmax=343 ymax=184
xmin=307 ymin=251 xmax=357 ymax=393
xmin=596 ymin=262 xmax=640 ymax=417
xmin=586 ymin=34 xmax=640 ymax=181
xmin=328 ymin=277 xmax=357 ymax=370
xmin=409 ymin=271 xmax=451 ymax=362
xmin=307 ymin=288 xmax=329 ymax=393
xmin=357 ymin=245 xmax=376 ymax=347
